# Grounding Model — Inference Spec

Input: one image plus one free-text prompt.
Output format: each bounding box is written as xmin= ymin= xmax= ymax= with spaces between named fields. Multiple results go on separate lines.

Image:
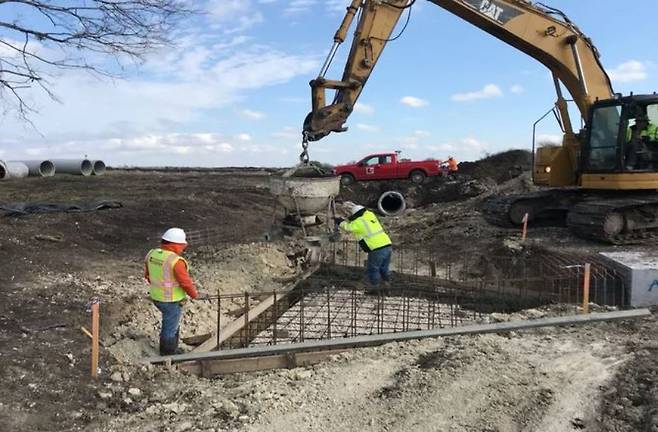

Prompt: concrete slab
xmin=600 ymin=251 xmax=658 ymax=307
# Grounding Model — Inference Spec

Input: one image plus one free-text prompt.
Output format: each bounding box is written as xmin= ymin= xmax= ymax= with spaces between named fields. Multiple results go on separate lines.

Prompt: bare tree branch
xmin=0 ymin=0 xmax=193 ymax=119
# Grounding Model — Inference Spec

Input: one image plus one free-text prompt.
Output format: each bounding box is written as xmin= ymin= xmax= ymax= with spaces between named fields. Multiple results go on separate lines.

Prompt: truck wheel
xmin=410 ymin=170 xmax=426 ymax=184
xmin=340 ymin=174 xmax=355 ymax=186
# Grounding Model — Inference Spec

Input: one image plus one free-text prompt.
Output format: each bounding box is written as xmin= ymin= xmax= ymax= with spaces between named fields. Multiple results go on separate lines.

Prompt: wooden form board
xmin=192 ymin=266 xmax=319 ymax=352
xmin=180 ymin=349 xmax=347 ymax=376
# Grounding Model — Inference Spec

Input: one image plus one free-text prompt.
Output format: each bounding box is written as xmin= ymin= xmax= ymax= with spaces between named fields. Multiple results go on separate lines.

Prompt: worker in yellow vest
xmin=336 ymin=202 xmax=393 ymax=291
xmin=144 ymin=228 xmax=198 ymax=356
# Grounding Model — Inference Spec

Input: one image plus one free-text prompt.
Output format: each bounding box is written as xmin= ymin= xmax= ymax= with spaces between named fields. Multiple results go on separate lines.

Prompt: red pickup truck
xmin=333 ymin=152 xmax=442 ymax=185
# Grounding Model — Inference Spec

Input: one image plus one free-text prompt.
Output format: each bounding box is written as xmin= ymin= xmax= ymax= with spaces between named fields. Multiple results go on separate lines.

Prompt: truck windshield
xmin=585 ymin=105 xmax=621 ymax=171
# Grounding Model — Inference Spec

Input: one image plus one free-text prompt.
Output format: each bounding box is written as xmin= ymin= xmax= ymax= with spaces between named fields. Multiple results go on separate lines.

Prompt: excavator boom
xmin=304 ymin=0 xmax=614 ymax=144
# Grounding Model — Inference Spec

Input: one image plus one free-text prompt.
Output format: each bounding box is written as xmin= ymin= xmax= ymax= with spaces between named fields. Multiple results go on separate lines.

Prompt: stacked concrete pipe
xmin=51 ymin=159 xmax=93 ymax=176
xmin=91 ymin=160 xmax=106 ymax=175
xmin=5 ymin=162 xmax=29 ymax=178
xmin=13 ymin=160 xmax=56 ymax=177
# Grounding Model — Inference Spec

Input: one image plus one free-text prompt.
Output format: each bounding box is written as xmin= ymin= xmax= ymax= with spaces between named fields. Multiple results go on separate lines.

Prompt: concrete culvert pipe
xmin=91 ymin=160 xmax=106 ymax=176
xmin=14 ymin=160 xmax=56 ymax=177
xmin=0 ymin=160 xmax=6 ymax=180
xmin=51 ymin=159 xmax=93 ymax=176
xmin=378 ymin=191 xmax=406 ymax=216
xmin=6 ymin=161 xmax=29 ymax=178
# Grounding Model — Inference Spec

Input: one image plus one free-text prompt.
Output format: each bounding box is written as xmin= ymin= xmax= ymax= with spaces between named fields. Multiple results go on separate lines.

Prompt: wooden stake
xmin=582 ymin=263 xmax=591 ymax=314
xmin=521 ymin=213 xmax=529 ymax=241
xmin=91 ymin=302 xmax=100 ymax=378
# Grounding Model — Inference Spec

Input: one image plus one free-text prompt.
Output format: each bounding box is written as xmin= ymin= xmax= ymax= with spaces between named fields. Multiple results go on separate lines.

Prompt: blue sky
xmin=1 ymin=0 xmax=657 ymax=167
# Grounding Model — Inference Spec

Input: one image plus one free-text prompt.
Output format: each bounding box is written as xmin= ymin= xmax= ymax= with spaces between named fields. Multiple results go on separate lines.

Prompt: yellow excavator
xmin=301 ymin=0 xmax=658 ymax=244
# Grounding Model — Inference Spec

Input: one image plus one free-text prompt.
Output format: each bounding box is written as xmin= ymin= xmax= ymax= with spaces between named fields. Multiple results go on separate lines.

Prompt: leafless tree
xmin=0 ymin=0 xmax=192 ymax=119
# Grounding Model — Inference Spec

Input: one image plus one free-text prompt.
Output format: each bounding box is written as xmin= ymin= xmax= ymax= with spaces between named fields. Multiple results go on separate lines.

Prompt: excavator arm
xmin=303 ymin=0 xmax=615 ymax=145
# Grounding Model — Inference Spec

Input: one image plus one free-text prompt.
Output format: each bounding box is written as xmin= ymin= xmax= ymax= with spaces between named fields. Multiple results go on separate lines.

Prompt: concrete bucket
xmin=269 ymin=175 xmax=340 ymax=217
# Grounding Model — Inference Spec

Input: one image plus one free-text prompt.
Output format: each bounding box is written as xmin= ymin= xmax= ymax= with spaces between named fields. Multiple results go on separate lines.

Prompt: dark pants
xmin=153 ymin=300 xmax=183 ymax=355
xmin=366 ymin=246 xmax=392 ymax=286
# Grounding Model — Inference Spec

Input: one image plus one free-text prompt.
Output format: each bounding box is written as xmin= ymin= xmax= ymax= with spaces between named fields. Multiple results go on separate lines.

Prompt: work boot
xmin=170 ymin=331 xmax=185 ymax=355
xmin=160 ymin=337 xmax=185 ymax=356
xmin=364 ymin=283 xmax=381 ymax=296
xmin=381 ymin=280 xmax=391 ymax=296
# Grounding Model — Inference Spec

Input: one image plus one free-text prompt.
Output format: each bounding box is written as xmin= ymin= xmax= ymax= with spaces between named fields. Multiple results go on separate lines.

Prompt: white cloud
xmin=451 ymin=84 xmax=503 ymax=102
xmin=536 ymin=134 xmax=562 ymax=144
xmin=25 ymin=148 xmax=47 ymax=156
xmin=272 ymin=126 xmax=300 ymax=140
xmin=283 ymin=0 xmax=347 ymax=14
xmin=608 ymin=60 xmax=648 ymax=83
xmin=510 ymin=84 xmax=524 ymax=94
xmin=357 ymin=123 xmax=380 ymax=132
xmin=285 ymin=0 xmax=316 ymax=14
xmin=399 ymin=130 xmax=431 ymax=149
xmin=427 ymin=137 xmax=488 ymax=159
xmin=102 ymin=133 xmax=235 ymax=154
xmin=1 ymin=44 xmax=319 ymax=141
xmin=239 ymin=109 xmax=266 ymax=120
xmin=236 ymin=133 xmax=252 ymax=141
xmin=281 ymin=97 xmax=306 ymax=103
xmin=327 ymin=0 xmax=349 ymax=12
xmin=400 ymin=96 xmax=429 ymax=108
xmin=207 ymin=0 xmax=264 ymax=33
xmin=461 ymin=137 xmax=486 ymax=150
xmin=354 ymin=102 xmax=374 ymax=114
xmin=427 ymin=143 xmax=455 ymax=152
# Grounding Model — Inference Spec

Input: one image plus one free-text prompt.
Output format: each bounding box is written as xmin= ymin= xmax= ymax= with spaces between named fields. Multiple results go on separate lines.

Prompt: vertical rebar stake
xmin=326 ymin=286 xmax=332 ymax=339
xmin=243 ymin=292 xmax=250 ymax=348
xmin=271 ymin=290 xmax=278 ymax=345
xmin=299 ymin=284 xmax=305 ymax=342
xmin=91 ymin=302 xmax=100 ymax=378
xmin=582 ymin=263 xmax=591 ymax=314
xmin=216 ymin=290 xmax=221 ymax=351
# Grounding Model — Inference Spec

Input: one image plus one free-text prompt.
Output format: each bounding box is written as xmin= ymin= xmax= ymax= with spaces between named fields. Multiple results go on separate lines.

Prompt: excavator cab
xmin=581 ymin=95 xmax=658 ymax=189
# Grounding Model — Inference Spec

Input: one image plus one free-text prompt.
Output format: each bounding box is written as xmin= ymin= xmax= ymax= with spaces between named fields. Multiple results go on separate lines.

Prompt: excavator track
xmin=481 ymin=189 xmax=581 ymax=228
xmin=567 ymin=195 xmax=658 ymax=244
xmin=484 ymin=189 xmax=658 ymax=244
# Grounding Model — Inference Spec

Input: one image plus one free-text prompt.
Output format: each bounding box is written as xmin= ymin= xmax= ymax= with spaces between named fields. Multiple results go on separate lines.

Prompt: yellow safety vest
xmin=146 ymin=248 xmax=188 ymax=302
xmin=626 ymin=123 xmax=658 ymax=141
xmin=340 ymin=209 xmax=392 ymax=252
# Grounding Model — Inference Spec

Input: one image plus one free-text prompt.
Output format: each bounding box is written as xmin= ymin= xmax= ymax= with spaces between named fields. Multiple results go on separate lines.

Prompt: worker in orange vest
xmin=144 ymin=228 xmax=198 ymax=356
xmin=447 ymin=156 xmax=458 ymax=174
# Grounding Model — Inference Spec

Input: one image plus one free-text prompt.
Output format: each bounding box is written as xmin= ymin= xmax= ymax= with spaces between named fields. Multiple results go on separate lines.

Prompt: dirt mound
xmin=339 ymin=177 xmax=494 ymax=210
xmin=459 ymin=149 xmax=532 ymax=183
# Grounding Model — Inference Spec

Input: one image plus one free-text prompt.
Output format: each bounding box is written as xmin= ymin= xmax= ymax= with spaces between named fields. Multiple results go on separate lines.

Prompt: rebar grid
xmin=326 ymin=241 xmax=627 ymax=307
xmin=196 ymin=241 xmax=627 ymax=351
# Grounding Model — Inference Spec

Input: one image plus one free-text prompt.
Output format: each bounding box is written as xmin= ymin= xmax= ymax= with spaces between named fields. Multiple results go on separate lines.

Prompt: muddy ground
xmin=1 ymin=159 xmax=657 ymax=432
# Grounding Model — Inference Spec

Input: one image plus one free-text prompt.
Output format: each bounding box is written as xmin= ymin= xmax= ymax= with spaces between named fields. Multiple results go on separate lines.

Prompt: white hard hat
xmin=350 ymin=205 xmax=365 ymax=215
xmin=162 ymin=227 xmax=187 ymax=245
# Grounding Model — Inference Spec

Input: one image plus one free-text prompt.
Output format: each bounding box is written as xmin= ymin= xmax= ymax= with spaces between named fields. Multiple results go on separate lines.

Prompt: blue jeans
xmin=153 ymin=301 xmax=183 ymax=341
xmin=366 ymin=246 xmax=392 ymax=285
